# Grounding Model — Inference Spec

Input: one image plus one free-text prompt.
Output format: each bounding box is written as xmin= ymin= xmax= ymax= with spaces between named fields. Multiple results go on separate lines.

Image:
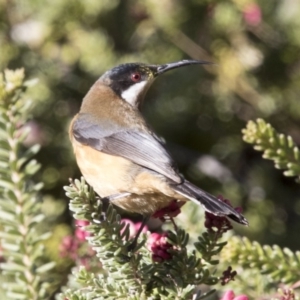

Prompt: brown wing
xmin=72 ymin=114 xmax=182 ymax=184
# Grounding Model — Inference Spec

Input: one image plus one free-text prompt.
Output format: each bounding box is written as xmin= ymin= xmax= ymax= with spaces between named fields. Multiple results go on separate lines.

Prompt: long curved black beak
xmin=155 ymin=59 xmax=212 ymax=76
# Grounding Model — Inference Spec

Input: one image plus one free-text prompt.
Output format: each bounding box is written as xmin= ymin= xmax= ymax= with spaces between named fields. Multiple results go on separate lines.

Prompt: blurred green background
xmin=1 ymin=0 xmax=300 ymax=263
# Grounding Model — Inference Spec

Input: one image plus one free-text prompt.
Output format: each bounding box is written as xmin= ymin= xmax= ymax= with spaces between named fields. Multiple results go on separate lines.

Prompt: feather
xmin=72 ymin=114 xmax=182 ymax=184
xmin=172 ymin=181 xmax=248 ymax=225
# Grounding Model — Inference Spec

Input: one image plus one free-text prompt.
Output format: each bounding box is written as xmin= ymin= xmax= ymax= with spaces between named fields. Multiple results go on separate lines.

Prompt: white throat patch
xmin=121 ymin=81 xmax=148 ymax=106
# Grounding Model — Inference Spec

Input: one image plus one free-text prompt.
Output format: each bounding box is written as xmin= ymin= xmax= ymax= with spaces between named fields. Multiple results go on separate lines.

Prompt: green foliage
xmin=221 ymin=236 xmax=300 ymax=285
xmin=243 ymin=119 xmax=300 ymax=180
xmin=2 ymin=0 xmax=300 ymax=249
xmin=0 ymin=68 xmax=299 ymax=299
xmin=60 ymin=178 xmax=232 ymax=300
xmin=0 ymin=69 xmax=55 ymax=300
xmin=195 ymin=231 xmax=227 ymax=266
xmin=226 ymin=117 xmax=300 ymax=298
xmin=2 ymin=1 xmax=300 ymax=298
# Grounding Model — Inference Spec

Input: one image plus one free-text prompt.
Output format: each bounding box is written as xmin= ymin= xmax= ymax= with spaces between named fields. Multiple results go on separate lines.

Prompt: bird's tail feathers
xmin=172 ymin=181 xmax=248 ymax=225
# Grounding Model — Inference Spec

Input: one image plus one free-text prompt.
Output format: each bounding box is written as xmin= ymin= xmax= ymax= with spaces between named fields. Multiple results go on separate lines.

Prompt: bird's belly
xmin=72 ymin=139 xmax=135 ymax=196
xmin=112 ymin=193 xmax=177 ymax=215
xmin=71 ymin=138 xmax=186 ymax=215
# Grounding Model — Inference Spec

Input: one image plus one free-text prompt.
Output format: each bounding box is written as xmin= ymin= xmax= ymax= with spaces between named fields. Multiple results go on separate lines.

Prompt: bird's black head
xmin=100 ymin=60 xmax=212 ymax=107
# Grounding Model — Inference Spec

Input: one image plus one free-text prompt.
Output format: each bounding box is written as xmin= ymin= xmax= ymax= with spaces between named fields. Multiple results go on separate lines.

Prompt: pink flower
xmin=152 ymin=200 xmax=184 ymax=221
xmin=75 ymin=220 xmax=90 ymax=241
xmin=76 ymin=220 xmax=90 ymax=226
xmin=134 ymin=221 xmax=148 ymax=234
xmin=121 ymin=219 xmax=148 ymax=239
xmin=220 ymin=290 xmax=249 ymax=300
xmin=121 ymin=219 xmax=137 ymax=238
xmin=280 ymin=289 xmax=295 ymax=300
xmin=243 ymin=3 xmax=262 ymax=26
xmin=147 ymin=232 xmax=173 ymax=262
xmin=59 ymin=220 xmax=96 ymax=267
xmin=59 ymin=235 xmax=79 ymax=259
xmin=59 ymin=220 xmax=90 ymax=258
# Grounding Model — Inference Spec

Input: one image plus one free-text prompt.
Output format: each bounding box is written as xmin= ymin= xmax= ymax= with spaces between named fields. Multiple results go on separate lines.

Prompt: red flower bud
xmin=147 ymin=232 xmax=173 ymax=262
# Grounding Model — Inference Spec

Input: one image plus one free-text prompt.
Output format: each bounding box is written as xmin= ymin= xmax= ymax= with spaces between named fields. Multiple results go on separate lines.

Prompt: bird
xmin=69 ymin=59 xmax=248 ymax=241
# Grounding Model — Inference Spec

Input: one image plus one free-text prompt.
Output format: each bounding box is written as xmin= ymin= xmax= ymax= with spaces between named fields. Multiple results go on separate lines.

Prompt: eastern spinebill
xmin=69 ymin=60 xmax=248 ymax=234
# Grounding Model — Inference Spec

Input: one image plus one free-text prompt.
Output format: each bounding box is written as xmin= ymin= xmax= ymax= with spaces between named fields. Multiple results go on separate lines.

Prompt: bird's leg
xmin=127 ymin=215 xmax=150 ymax=252
xmin=98 ymin=193 xmax=149 ymax=251
xmin=170 ymin=217 xmax=178 ymax=231
xmin=96 ymin=192 xmax=132 ymax=221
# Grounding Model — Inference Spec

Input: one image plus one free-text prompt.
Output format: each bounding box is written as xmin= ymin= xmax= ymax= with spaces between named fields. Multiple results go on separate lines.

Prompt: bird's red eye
xmin=131 ymin=73 xmax=141 ymax=82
